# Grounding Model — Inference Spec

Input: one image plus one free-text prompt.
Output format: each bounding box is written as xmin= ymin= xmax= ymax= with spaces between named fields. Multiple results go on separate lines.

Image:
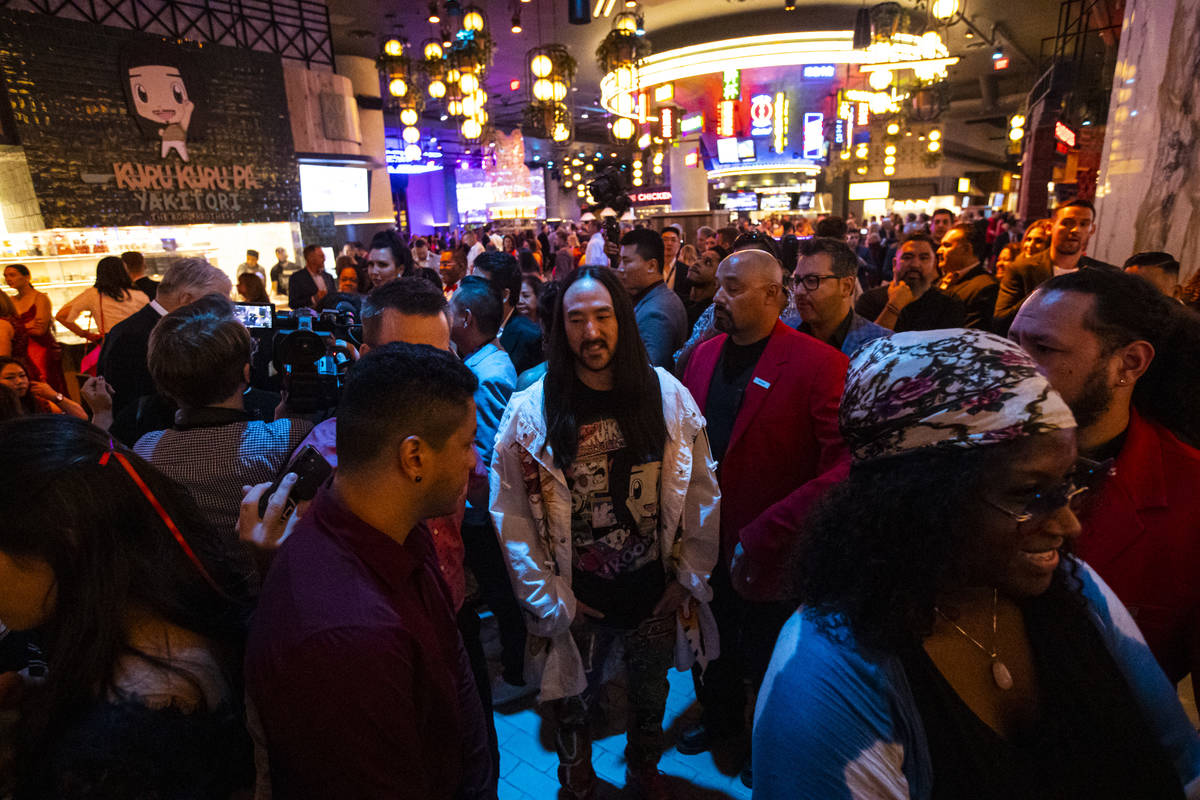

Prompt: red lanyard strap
xmin=99 ymin=448 xmax=228 ymax=598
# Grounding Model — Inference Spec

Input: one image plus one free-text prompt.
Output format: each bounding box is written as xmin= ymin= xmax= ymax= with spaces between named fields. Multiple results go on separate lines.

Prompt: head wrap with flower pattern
xmin=841 ymin=328 xmax=1076 ymax=462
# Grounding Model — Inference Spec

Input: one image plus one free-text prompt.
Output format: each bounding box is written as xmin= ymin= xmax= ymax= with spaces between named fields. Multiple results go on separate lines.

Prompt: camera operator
xmin=133 ymin=295 xmax=312 ymax=538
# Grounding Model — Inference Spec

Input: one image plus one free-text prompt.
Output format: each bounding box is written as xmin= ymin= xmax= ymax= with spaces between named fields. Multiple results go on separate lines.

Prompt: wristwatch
xmin=55 ymin=392 xmax=63 ymax=402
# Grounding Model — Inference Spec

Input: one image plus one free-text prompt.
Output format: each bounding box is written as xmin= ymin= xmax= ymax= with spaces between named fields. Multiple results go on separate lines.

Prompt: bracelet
xmin=885 ymin=304 xmax=902 ymax=315
xmin=55 ymin=392 xmax=63 ymax=402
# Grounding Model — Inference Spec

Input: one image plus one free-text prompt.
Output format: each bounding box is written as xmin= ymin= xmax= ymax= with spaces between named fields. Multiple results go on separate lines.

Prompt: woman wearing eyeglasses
xmin=753 ymin=330 xmax=1200 ymax=800
xmin=0 ymin=415 xmax=257 ymax=798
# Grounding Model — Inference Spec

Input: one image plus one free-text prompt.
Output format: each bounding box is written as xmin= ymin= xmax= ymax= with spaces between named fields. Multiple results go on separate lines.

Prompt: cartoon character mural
xmin=120 ymin=44 xmax=204 ymax=162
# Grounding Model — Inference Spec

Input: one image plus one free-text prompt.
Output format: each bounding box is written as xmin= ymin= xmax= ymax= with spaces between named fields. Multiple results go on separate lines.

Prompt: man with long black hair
xmin=490 ymin=267 xmax=720 ymax=800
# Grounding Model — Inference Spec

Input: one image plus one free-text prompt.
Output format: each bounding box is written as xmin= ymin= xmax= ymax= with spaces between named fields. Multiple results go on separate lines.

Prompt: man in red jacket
xmin=680 ymin=248 xmax=849 ymax=785
xmin=1011 ymin=268 xmax=1200 ymax=709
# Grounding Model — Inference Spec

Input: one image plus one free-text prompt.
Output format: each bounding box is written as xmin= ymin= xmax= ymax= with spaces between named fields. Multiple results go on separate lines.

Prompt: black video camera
xmin=271 ymin=310 xmax=361 ymax=414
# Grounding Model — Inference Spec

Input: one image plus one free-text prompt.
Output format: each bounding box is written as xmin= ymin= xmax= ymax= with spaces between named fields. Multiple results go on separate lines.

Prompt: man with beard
xmin=792 ymin=237 xmax=890 ymax=356
xmin=490 ymin=266 xmax=720 ymax=799
xmin=679 ymin=249 xmax=850 ymax=787
xmin=855 ymin=233 xmax=967 ymax=332
xmin=994 ymin=198 xmax=1116 ymax=333
xmin=1011 ymin=268 xmax=1200 ymax=710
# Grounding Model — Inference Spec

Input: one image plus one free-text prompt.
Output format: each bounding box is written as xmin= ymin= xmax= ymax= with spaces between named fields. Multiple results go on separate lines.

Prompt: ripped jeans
xmin=550 ymin=613 xmax=676 ymax=787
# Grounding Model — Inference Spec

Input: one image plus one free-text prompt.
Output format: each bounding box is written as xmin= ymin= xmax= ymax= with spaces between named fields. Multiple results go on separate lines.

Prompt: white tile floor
xmin=481 ymin=613 xmax=753 ymax=800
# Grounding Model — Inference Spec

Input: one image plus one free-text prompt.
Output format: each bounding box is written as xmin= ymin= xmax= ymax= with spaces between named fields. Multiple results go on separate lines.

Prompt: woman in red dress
xmin=3 ymin=264 xmax=65 ymax=393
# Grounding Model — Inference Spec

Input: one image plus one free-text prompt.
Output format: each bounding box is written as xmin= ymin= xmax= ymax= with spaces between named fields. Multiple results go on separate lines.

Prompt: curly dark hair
xmin=790 ymin=440 xmax=1083 ymax=651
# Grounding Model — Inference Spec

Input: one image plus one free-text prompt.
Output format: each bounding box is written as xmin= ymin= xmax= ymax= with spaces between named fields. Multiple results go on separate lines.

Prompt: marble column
xmin=1093 ymin=0 xmax=1200 ymax=282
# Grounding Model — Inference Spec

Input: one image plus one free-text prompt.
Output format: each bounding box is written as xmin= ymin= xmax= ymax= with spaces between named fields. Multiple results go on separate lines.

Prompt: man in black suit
xmin=470 ymin=252 xmax=542 ymax=375
xmin=99 ymin=257 xmax=232 ymax=420
xmin=288 ymin=245 xmax=337 ymax=310
xmin=993 ymin=197 xmax=1116 ymax=333
xmin=121 ymin=250 xmax=158 ymax=301
xmin=937 ymin=223 xmax=999 ymax=330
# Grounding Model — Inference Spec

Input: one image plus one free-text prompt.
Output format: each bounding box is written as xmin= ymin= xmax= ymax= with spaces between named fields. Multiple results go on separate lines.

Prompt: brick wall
xmin=0 ymin=8 xmax=301 ymax=228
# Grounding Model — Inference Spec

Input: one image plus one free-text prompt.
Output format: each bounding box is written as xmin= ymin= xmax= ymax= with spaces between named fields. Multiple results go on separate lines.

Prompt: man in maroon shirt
xmin=245 ymin=342 xmax=494 ymax=798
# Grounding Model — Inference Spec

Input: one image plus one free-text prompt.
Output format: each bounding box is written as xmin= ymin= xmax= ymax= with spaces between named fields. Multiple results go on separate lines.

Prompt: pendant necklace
xmin=935 ymin=588 xmax=1014 ymax=691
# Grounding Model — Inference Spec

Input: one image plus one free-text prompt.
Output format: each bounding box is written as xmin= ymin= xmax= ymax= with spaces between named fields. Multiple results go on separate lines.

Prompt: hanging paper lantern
xmin=404 ymin=143 xmax=422 ymax=160
xmin=428 ymin=80 xmax=446 ymax=99
xmin=459 ymin=72 xmax=480 ymax=94
xmin=402 ymin=125 xmax=421 ymax=144
xmin=612 ymin=117 xmax=635 ymax=140
xmin=388 ymin=78 xmax=407 ymax=97
xmin=530 ymin=53 xmax=553 ymax=78
xmin=400 ymin=108 xmax=419 ymax=126
xmin=383 ymin=39 xmax=404 ymax=57
xmin=533 ymin=79 xmax=553 ymax=102
xmin=424 ymin=41 xmax=443 ymax=60
xmin=552 ymin=81 xmax=567 ymax=101
xmin=462 ymin=94 xmax=478 ymax=117
xmin=462 ymin=118 xmax=483 ymax=139
xmin=463 ymin=10 xmax=484 ymax=31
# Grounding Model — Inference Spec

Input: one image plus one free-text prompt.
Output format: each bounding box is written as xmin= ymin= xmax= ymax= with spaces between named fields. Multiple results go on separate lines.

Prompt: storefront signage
xmin=848 ymin=181 xmax=890 ymax=200
xmin=774 ymin=92 xmax=789 ymax=153
xmin=680 ymin=113 xmax=705 ymax=134
xmin=750 ymin=95 xmax=774 ymax=137
xmin=0 ymin=10 xmax=299 ymax=227
xmin=653 ymin=84 xmax=674 ymax=103
xmin=803 ymin=65 xmax=836 ymax=79
xmin=802 ymin=112 xmax=824 ymax=160
xmin=659 ymin=107 xmax=675 ymax=140
xmin=634 ymin=190 xmax=672 ymax=203
xmin=717 ymin=99 xmax=737 ymax=137
xmin=722 ymin=69 xmax=741 ymax=101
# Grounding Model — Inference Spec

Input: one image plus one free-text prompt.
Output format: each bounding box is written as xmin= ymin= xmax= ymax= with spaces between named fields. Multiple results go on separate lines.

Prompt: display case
xmin=2 ymin=222 xmax=299 ymax=343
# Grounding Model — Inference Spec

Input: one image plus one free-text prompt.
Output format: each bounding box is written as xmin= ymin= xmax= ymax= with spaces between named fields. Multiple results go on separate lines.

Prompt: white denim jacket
xmin=489 ymin=367 xmax=721 ymax=702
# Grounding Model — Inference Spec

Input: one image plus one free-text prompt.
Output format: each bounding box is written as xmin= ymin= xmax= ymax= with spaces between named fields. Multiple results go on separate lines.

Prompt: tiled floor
xmin=481 ymin=614 xmax=753 ymax=800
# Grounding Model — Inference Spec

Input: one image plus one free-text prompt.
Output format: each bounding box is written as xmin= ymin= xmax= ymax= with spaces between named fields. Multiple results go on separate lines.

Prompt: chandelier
xmin=377 ymin=38 xmax=426 ymax=160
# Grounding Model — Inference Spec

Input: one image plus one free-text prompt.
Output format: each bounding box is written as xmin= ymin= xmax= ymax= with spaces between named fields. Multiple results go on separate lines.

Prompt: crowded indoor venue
xmin=2 ymin=0 xmax=1200 ymax=797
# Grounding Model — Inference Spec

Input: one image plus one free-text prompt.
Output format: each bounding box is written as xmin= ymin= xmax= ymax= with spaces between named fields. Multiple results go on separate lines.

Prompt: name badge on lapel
xmin=752 ymin=377 xmax=771 ymax=389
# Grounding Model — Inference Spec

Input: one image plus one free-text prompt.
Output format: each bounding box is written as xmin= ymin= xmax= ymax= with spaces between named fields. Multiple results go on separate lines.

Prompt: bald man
xmin=679 ymin=249 xmax=850 ymax=785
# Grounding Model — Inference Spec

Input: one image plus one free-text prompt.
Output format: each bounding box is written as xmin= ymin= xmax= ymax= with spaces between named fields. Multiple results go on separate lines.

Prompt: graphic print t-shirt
xmin=567 ymin=386 xmax=665 ymax=628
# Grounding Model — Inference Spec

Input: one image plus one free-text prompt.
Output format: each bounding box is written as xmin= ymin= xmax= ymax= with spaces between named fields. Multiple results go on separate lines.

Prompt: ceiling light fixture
xmin=511 ymin=13 xmax=522 ymax=33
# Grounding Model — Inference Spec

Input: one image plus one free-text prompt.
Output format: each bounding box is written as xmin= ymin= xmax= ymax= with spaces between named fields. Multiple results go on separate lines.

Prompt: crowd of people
xmin=2 ymin=200 xmax=1200 ymax=800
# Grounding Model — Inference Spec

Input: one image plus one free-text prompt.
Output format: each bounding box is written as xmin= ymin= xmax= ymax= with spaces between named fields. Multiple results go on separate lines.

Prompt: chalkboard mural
xmin=0 ymin=8 xmax=300 ymax=227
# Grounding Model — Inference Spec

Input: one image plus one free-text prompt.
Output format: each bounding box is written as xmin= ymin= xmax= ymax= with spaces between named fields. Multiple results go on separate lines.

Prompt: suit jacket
xmin=993 ymin=250 xmax=1118 ymax=332
xmin=287 ymin=268 xmax=337 ymax=310
xmin=634 ymin=281 xmax=689 ymax=371
xmin=499 ymin=314 xmax=543 ymax=376
xmin=98 ymin=303 xmax=164 ymax=418
xmin=682 ymin=320 xmax=850 ymax=584
xmin=1076 ymin=409 xmax=1200 ymax=686
xmin=943 ymin=263 xmax=1000 ymax=330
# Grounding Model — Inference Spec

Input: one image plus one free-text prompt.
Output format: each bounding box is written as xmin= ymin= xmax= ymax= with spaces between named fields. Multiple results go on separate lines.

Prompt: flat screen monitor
xmin=299 ymin=165 xmax=370 ymax=213
xmin=716 ymin=137 xmax=740 ymax=164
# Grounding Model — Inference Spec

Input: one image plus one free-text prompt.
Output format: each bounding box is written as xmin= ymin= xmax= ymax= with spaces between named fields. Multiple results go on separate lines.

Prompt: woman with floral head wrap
xmin=752 ymin=329 xmax=1200 ymax=800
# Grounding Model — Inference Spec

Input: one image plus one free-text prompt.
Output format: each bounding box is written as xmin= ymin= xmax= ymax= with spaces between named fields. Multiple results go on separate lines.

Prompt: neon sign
xmin=1054 ymin=121 xmax=1076 ymax=148
xmin=774 ymin=92 xmax=789 ymax=152
xmin=659 ymin=107 xmax=675 ymax=139
xmin=680 ymin=113 xmax=704 ymax=134
xmin=750 ymin=94 xmax=774 ymax=137
xmin=717 ymin=99 xmax=736 ymax=137
xmin=722 ymin=69 xmax=740 ymax=101
xmin=803 ymin=112 xmax=823 ymax=160
xmin=803 ymin=65 xmax=836 ymax=78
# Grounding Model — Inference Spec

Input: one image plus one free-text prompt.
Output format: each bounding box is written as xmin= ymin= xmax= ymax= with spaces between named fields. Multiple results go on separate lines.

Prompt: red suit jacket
xmin=682 ymin=320 xmax=849 ymax=587
xmin=1077 ymin=408 xmax=1200 ymax=685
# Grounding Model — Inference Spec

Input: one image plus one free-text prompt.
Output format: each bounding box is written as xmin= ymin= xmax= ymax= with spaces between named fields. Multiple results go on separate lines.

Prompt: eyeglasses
xmin=792 ymin=273 xmax=840 ymax=292
xmin=985 ymin=457 xmax=1115 ymax=524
